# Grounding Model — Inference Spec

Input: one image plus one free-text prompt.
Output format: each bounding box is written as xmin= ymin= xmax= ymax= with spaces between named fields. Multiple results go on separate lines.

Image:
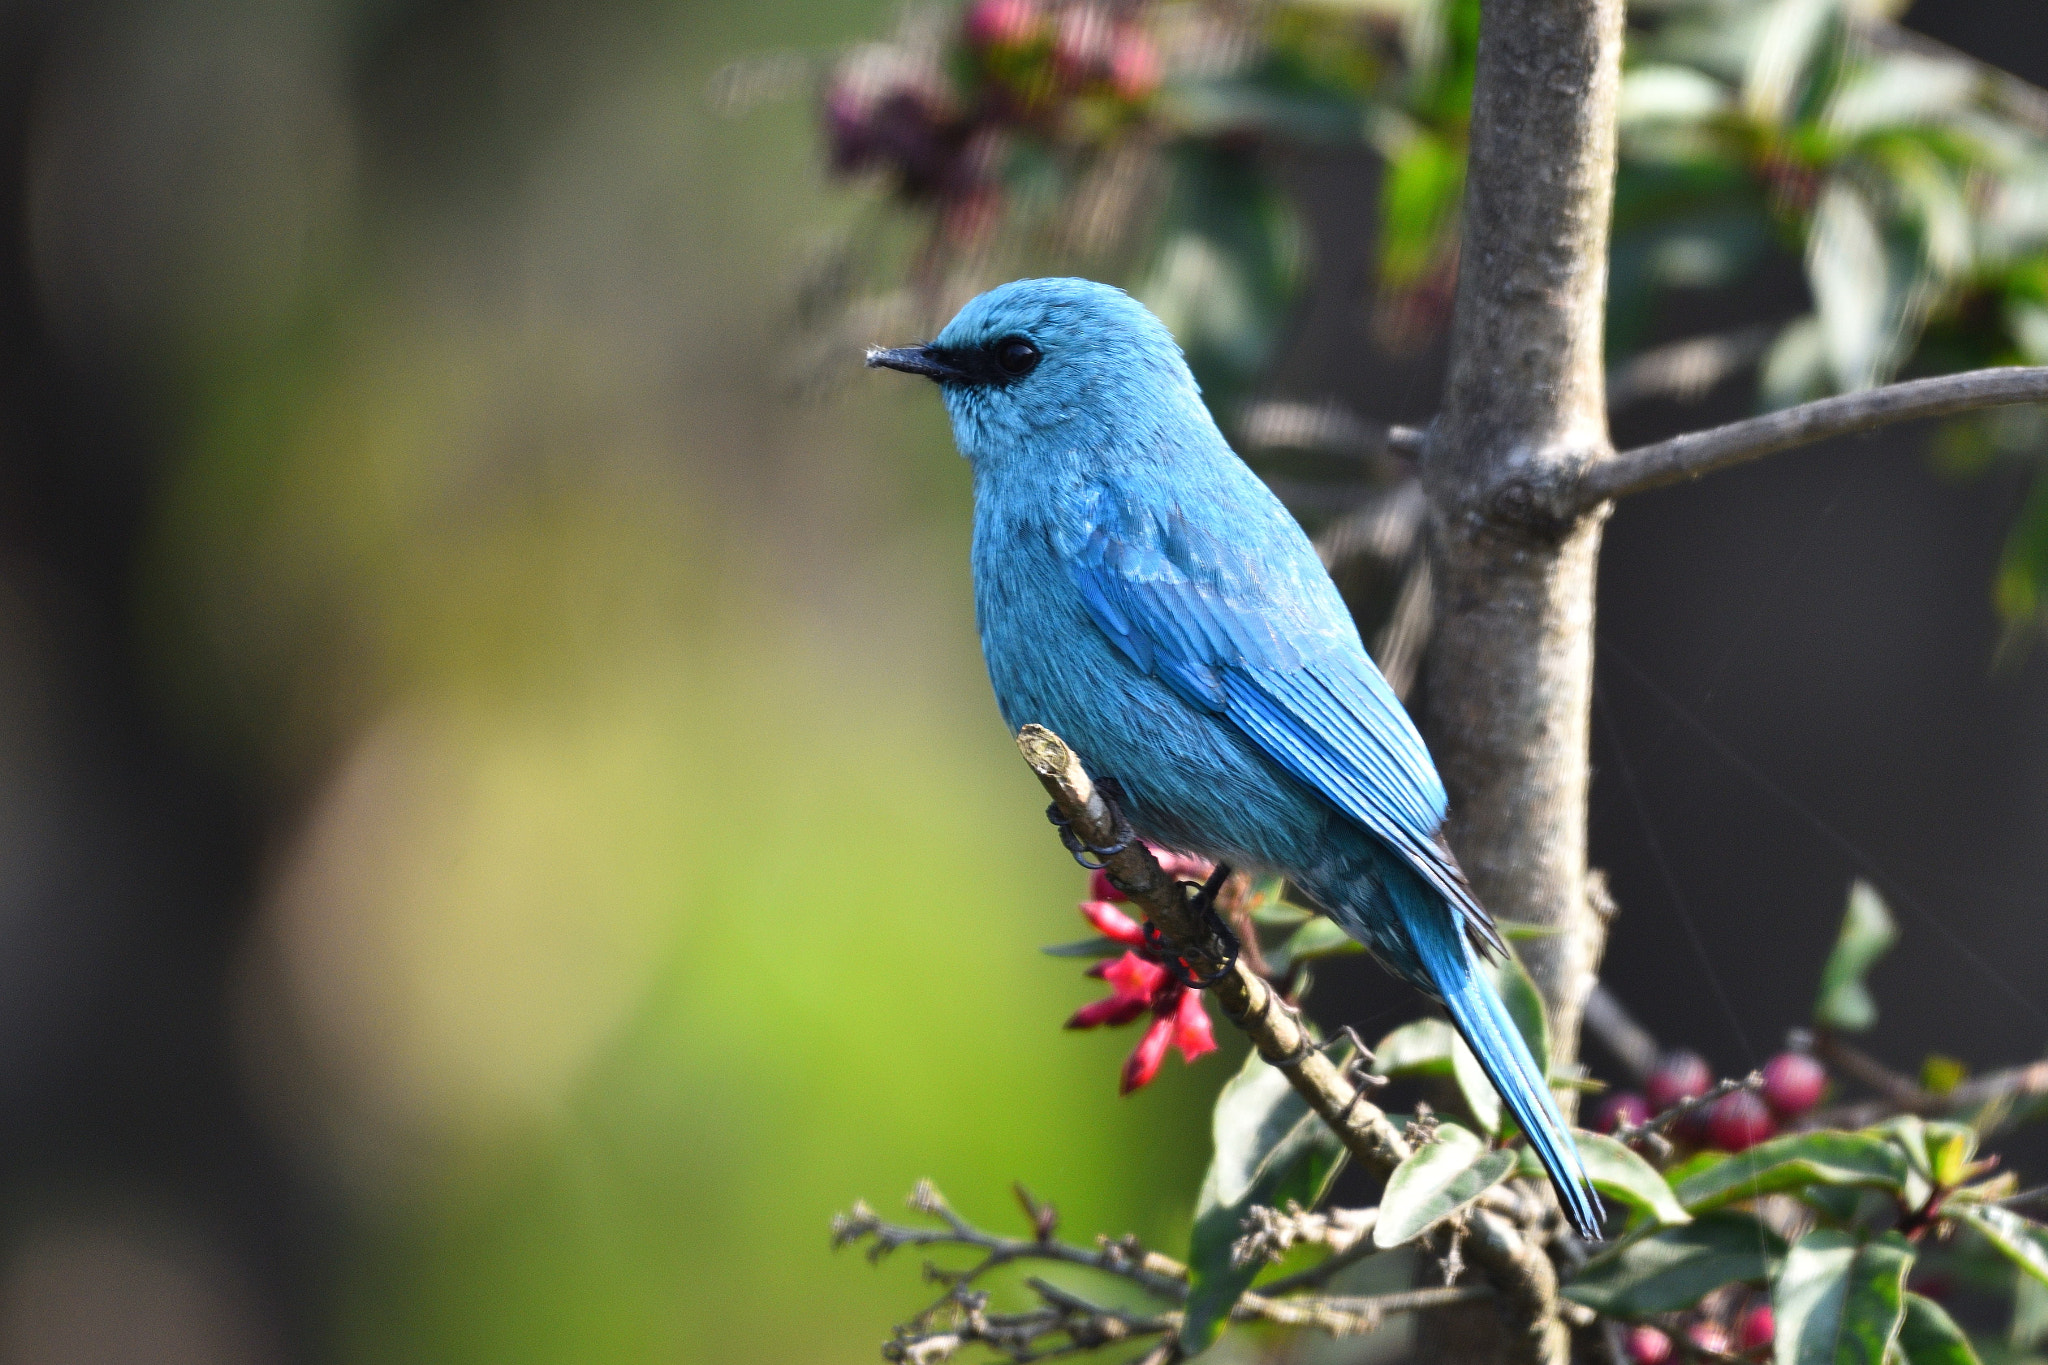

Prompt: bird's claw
xmin=1045 ymin=803 xmax=1131 ymax=870
xmin=1145 ymin=864 xmax=1239 ymax=989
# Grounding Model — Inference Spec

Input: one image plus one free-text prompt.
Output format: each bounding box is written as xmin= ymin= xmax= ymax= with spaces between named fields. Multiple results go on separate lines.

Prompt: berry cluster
xmin=822 ymin=0 xmax=1162 ymax=242
xmin=1595 ymin=1049 xmax=1827 ymax=1153
xmin=1625 ymin=1302 xmax=1775 ymax=1365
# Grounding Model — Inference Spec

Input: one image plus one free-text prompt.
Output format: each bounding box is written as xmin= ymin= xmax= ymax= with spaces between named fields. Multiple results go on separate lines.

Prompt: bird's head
xmin=866 ymin=277 xmax=1207 ymax=467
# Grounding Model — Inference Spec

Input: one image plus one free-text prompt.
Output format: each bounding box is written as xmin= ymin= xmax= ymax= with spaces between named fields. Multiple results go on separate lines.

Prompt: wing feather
xmin=1066 ymin=490 xmax=1505 ymax=958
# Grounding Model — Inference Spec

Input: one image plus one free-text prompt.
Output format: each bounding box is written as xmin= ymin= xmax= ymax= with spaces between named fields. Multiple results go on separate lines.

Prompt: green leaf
xmin=1676 ymin=1131 xmax=1908 ymax=1214
xmin=2012 ymin=1270 xmax=2048 ymax=1353
xmin=1265 ymin=915 xmax=1363 ymax=976
xmin=1771 ymin=1230 xmax=1913 ymax=1365
xmin=1573 ymin=1130 xmax=1692 ymax=1228
xmin=1956 ymin=1206 xmax=2048 ymax=1290
xmin=1374 ymin=1123 xmax=1517 ymax=1248
xmin=1371 ymin=1017 xmax=1457 ymax=1078
xmin=1453 ymin=1034 xmax=1504 ymax=1136
xmin=1566 ymin=1211 xmax=1787 ymax=1316
xmin=1039 ymin=936 xmax=1128 ymax=958
xmin=1897 ymin=1292 xmax=1981 ymax=1365
xmin=1814 ymin=880 xmax=1898 ymax=1032
xmin=1184 ymin=1050 xmax=1347 ymax=1355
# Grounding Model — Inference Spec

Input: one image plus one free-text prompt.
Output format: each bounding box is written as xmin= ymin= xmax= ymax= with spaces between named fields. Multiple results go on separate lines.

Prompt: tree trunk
xmin=1421 ymin=0 xmax=1625 ymax=1085
xmin=1416 ymin=1 xmax=1624 ymax=1358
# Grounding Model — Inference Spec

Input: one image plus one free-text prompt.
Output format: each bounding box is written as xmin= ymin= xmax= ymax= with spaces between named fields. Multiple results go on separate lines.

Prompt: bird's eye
xmin=993 ymin=336 xmax=1041 ymax=378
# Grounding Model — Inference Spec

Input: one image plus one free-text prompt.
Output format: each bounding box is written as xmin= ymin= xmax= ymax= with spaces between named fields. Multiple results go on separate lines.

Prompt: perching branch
xmin=1573 ymin=366 xmax=2048 ymax=510
xmin=1018 ymin=725 xmax=1573 ymax=1365
xmin=1017 ymin=724 xmax=1414 ymax=1181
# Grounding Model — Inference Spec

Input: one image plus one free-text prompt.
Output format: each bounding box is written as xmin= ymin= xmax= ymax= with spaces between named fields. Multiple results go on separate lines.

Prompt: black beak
xmin=866 ymin=344 xmax=967 ymax=384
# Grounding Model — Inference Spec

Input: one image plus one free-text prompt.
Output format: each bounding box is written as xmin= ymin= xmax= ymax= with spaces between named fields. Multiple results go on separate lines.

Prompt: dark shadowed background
xmin=0 ymin=1 xmax=2042 ymax=1362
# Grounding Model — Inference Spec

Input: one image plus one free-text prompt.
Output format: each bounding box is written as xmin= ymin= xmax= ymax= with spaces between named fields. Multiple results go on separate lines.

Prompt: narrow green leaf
xmin=1265 ymin=915 xmax=1363 ymax=976
xmin=1814 ymin=880 xmax=1898 ymax=1032
xmin=1184 ymin=1050 xmax=1347 ymax=1355
xmin=1677 ymin=1131 xmax=1908 ymax=1214
xmin=1039 ymin=936 xmax=1128 ymax=958
xmin=1771 ymin=1230 xmax=1912 ymax=1365
xmin=1374 ymin=1123 xmax=1517 ymax=1248
xmin=1573 ymin=1130 xmax=1692 ymax=1228
xmin=1956 ymin=1206 xmax=2048 ymax=1290
xmin=1371 ymin=1017 xmax=1456 ymax=1078
xmin=1897 ymin=1292 xmax=1981 ymax=1365
xmin=1566 ymin=1211 xmax=1787 ymax=1316
xmin=1452 ymin=1035 xmax=1504 ymax=1136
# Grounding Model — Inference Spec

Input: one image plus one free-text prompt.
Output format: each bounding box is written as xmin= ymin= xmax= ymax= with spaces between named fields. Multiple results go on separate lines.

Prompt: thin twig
xmin=1582 ymin=982 xmax=1661 ymax=1084
xmin=834 ymin=1183 xmax=1189 ymax=1299
xmin=1575 ymin=366 xmax=2048 ymax=509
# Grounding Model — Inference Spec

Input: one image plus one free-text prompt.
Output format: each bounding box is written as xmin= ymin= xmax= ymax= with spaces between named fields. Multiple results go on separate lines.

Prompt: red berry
xmin=1646 ymin=1051 xmax=1712 ymax=1110
xmin=1761 ymin=1052 xmax=1825 ymax=1117
xmin=1687 ymin=1322 xmax=1731 ymax=1357
xmin=965 ymin=0 xmax=1041 ymax=50
xmin=1595 ymin=1091 xmax=1652 ymax=1133
xmin=1625 ymin=1326 xmax=1673 ymax=1365
xmin=1706 ymin=1091 xmax=1775 ymax=1152
xmin=1736 ymin=1305 xmax=1774 ymax=1354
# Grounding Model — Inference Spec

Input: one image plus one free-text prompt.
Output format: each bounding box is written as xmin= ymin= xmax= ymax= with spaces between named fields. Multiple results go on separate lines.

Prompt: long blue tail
xmin=1407 ymin=905 xmax=1607 ymax=1241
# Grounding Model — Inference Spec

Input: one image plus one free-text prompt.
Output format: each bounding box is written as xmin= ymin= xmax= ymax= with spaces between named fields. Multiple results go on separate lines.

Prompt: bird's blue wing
xmin=1066 ymin=489 xmax=1505 ymax=958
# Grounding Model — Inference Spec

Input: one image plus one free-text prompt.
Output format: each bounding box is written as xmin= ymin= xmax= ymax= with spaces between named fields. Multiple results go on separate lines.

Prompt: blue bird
xmin=869 ymin=277 xmax=1604 ymax=1241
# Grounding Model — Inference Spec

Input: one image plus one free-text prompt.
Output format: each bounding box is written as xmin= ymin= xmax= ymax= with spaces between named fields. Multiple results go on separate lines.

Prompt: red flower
xmin=1064 ymin=888 xmax=1218 ymax=1093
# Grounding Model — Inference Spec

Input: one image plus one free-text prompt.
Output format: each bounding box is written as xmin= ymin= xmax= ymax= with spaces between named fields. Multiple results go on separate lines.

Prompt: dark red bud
xmin=1761 ymin=1052 xmax=1826 ymax=1117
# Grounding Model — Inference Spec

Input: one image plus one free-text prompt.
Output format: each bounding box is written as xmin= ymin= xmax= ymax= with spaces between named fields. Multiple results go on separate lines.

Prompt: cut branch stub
xmin=1015 ymin=723 xmax=1411 ymax=1181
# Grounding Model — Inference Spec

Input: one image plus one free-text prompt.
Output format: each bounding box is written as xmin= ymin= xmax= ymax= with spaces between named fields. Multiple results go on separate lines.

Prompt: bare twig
xmin=840 ymin=1185 xmax=1504 ymax=1362
xmin=1237 ymin=399 xmax=1426 ymax=470
xmin=1232 ymin=1204 xmax=1378 ymax=1272
xmin=1575 ymin=367 xmax=2048 ymax=509
xmin=1582 ymin=983 xmax=1661 ymax=1084
xmin=1804 ymin=1037 xmax=2048 ymax=1132
xmin=834 ymin=1183 xmax=1189 ymax=1299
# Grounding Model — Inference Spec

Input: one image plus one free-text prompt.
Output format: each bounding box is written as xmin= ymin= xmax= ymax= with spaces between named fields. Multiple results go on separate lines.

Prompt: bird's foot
xmin=1145 ymin=863 xmax=1239 ymax=989
xmin=1045 ymin=801 xmax=1131 ymax=870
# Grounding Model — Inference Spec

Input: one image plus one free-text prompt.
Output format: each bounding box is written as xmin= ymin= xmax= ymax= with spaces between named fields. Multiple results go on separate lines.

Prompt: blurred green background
xmin=0 ymin=0 xmax=1216 ymax=1360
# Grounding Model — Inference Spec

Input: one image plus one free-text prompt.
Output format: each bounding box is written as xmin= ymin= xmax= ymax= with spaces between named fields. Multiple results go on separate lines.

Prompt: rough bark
xmin=1421 ymin=0 xmax=1625 ymax=1082
xmin=1418 ymin=1 xmax=1624 ymax=1358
